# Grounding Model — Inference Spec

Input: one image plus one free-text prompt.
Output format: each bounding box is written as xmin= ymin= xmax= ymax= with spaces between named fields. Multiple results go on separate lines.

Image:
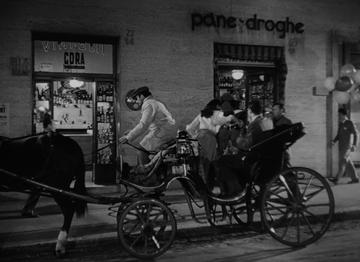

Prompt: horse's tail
xmin=74 ymin=149 xmax=87 ymax=218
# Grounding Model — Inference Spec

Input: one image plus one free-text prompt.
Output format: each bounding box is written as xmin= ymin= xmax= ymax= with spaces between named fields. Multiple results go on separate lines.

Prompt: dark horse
xmin=0 ymin=132 xmax=87 ymax=256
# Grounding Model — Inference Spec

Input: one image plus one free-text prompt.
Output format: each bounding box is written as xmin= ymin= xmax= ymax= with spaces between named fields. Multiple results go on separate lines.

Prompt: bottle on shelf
xmin=98 ymin=86 xmax=102 ymax=102
xmin=97 ymin=108 xmax=101 ymax=122
xmin=102 ymin=85 xmax=106 ymax=102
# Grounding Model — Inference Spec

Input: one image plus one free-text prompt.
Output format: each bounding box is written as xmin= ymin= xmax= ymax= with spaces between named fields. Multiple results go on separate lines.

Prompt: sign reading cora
xmin=34 ymin=40 xmax=113 ymax=74
xmin=191 ymin=13 xmax=304 ymax=39
xmin=64 ymin=52 xmax=85 ymax=69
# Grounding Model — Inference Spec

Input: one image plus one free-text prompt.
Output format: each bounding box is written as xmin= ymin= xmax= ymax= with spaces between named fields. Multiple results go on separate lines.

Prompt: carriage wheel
xmin=260 ymin=167 xmax=334 ymax=247
xmin=117 ymin=198 xmax=177 ymax=259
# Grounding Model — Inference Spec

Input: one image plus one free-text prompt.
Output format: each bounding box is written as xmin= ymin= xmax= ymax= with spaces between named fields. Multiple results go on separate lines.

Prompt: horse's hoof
xmin=54 ymin=249 xmax=66 ymax=258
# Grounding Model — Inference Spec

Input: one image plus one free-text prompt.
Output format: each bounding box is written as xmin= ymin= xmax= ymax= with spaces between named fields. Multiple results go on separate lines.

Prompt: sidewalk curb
xmin=2 ymin=208 xmax=360 ymax=253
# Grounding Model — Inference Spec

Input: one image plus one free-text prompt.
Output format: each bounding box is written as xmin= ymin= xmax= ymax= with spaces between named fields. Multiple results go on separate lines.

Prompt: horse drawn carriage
xmin=0 ymin=122 xmax=334 ymax=259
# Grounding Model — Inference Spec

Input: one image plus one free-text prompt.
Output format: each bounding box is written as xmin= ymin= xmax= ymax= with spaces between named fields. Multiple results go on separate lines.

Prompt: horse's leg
xmin=54 ymin=196 xmax=75 ymax=257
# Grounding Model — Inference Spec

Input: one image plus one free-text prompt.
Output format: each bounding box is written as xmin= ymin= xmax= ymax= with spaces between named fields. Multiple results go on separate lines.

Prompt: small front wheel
xmin=117 ymin=198 xmax=177 ymax=259
xmin=260 ymin=167 xmax=334 ymax=247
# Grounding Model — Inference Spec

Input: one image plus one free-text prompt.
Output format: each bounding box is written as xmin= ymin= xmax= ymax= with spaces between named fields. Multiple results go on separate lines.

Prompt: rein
xmin=1 ymin=132 xmax=47 ymax=141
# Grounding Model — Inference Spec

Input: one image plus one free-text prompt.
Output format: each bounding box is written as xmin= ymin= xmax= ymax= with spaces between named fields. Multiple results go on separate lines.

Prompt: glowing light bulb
xmin=69 ymin=79 xmax=84 ymax=88
xmin=231 ymin=70 xmax=244 ymax=80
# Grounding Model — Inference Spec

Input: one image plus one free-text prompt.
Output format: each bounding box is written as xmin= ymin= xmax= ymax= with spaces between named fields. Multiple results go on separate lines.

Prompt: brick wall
xmin=1 ymin=0 xmax=360 ymax=174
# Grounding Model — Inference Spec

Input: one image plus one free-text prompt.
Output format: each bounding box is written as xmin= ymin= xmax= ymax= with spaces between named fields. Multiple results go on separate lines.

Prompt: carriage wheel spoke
xmin=266 ymin=201 xmax=288 ymax=215
xmin=127 ymin=210 xmax=138 ymax=216
xmin=303 ymin=187 xmax=325 ymax=202
xmin=301 ymin=176 xmax=314 ymax=199
xmin=280 ymin=212 xmax=295 ymax=239
xmin=146 ymin=203 xmax=153 ymax=223
xmin=268 ymin=192 xmax=292 ymax=206
xmin=272 ymin=210 xmax=291 ymax=228
xmin=270 ymin=185 xmax=284 ymax=196
xmin=152 ymin=235 xmax=161 ymax=249
xmin=303 ymin=209 xmax=326 ymax=224
xmin=300 ymin=211 xmax=316 ymax=236
xmin=153 ymin=219 xmax=172 ymax=229
xmin=150 ymin=211 xmax=164 ymax=224
xmin=135 ymin=206 xmax=146 ymax=224
xmin=296 ymin=212 xmax=300 ymax=244
xmin=304 ymin=203 xmax=330 ymax=208
xmin=125 ymin=220 xmax=141 ymax=234
xmin=144 ymin=235 xmax=149 ymax=253
xmin=265 ymin=207 xmax=276 ymax=223
xmin=130 ymin=234 xmax=143 ymax=248
xmin=279 ymin=175 xmax=295 ymax=200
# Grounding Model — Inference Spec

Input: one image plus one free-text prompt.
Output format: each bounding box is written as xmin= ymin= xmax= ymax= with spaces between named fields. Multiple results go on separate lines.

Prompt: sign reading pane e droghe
xmin=34 ymin=40 xmax=113 ymax=74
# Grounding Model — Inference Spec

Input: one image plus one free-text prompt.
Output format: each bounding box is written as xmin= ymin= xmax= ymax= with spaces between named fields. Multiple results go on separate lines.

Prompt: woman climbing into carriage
xmin=186 ymin=98 xmax=238 ymax=189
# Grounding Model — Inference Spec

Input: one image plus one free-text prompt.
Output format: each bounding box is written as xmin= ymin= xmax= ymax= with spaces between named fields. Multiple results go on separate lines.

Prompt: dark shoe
xmin=347 ymin=179 xmax=359 ymax=184
xmin=21 ymin=211 xmax=39 ymax=218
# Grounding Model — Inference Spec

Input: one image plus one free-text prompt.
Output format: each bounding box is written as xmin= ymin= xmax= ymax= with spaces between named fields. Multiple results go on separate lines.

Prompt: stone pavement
xmin=0 ymin=177 xmax=360 ymax=250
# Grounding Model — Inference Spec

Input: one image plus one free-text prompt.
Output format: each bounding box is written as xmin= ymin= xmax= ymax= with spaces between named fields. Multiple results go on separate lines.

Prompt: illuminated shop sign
xmin=34 ymin=40 xmax=113 ymax=74
xmin=191 ymin=13 xmax=304 ymax=39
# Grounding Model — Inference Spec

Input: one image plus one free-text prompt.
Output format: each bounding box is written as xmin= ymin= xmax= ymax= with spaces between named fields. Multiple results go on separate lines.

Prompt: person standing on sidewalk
xmin=329 ymin=108 xmax=359 ymax=184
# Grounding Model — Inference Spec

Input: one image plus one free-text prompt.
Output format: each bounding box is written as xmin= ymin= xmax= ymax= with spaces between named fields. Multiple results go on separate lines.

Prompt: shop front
xmin=1 ymin=0 xmax=360 ymax=180
xmin=32 ymin=33 xmax=118 ymax=184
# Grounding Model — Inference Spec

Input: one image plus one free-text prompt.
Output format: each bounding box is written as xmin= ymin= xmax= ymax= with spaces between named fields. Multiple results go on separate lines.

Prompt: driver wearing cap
xmin=119 ymin=86 xmax=177 ymax=165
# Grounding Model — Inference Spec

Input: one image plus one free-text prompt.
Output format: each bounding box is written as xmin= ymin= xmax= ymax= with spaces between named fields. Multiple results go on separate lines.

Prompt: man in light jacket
xmin=119 ymin=86 xmax=177 ymax=165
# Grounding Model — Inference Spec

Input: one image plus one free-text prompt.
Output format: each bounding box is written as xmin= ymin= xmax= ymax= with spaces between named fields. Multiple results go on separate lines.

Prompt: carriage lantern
xmin=176 ymin=130 xmax=192 ymax=157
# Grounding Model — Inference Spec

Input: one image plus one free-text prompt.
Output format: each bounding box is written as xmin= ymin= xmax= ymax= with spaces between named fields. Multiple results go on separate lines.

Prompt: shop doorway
xmin=33 ymin=79 xmax=116 ymax=183
xmin=344 ymin=43 xmax=360 ymax=167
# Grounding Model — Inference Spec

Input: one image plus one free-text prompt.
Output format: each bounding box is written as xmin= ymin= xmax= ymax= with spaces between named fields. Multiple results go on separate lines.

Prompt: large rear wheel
xmin=260 ymin=167 xmax=334 ymax=247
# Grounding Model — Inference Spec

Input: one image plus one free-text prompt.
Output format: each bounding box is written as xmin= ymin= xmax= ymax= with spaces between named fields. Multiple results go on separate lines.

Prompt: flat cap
xmin=131 ymin=86 xmax=149 ymax=97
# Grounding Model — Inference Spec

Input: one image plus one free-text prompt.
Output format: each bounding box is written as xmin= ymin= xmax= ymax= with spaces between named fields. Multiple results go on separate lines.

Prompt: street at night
xmin=1 ymin=0 xmax=360 ymax=261
xmin=1 ymin=220 xmax=360 ymax=262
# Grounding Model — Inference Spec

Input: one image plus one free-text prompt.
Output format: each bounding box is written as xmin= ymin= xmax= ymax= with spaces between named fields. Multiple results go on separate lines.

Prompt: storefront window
xmin=53 ymin=80 xmax=94 ymax=134
xmin=33 ymin=82 xmax=51 ymax=133
xmin=214 ymin=43 xmax=287 ymax=112
xmin=215 ymin=63 xmax=276 ymax=111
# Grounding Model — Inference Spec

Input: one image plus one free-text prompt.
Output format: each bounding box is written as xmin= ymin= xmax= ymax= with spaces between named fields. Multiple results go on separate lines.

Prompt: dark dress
xmin=216 ymin=116 xmax=265 ymax=196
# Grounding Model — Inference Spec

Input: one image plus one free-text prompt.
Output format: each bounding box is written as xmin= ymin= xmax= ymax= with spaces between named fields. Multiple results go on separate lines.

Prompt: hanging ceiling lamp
xmin=231 ymin=69 xmax=244 ymax=80
xmin=69 ymin=79 xmax=84 ymax=88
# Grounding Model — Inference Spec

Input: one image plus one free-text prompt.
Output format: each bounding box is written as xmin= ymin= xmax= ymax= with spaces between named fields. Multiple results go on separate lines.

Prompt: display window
xmin=215 ymin=64 xmax=276 ymax=112
xmin=214 ymin=43 xmax=287 ymax=113
xmin=53 ymin=80 xmax=94 ymax=133
xmin=33 ymin=82 xmax=51 ymax=133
